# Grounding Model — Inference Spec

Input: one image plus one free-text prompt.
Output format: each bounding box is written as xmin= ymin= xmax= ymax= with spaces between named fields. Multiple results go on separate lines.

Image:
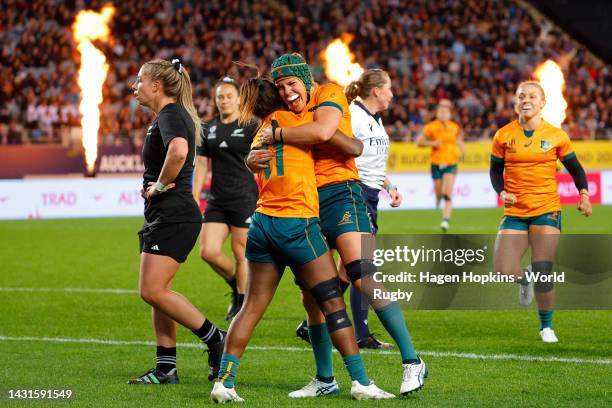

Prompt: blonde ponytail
xmin=345 ymin=80 xmax=361 ymax=104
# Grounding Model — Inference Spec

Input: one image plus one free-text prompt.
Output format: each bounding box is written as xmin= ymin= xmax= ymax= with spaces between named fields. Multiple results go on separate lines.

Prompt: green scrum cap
xmin=271 ymin=53 xmax=313 ymax=94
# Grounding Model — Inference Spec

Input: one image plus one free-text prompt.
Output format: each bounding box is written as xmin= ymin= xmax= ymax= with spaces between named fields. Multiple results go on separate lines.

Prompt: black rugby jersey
xmin=142 ymin=103 xmax=201 ymax=226
xmin=197 ymin=117 xmax=258 ymax=205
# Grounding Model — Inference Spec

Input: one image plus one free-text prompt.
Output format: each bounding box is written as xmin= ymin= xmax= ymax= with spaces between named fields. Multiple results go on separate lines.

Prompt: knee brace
xmin=310 ymin=277 xmax=343 ymax=302
xmin=442 ymin=194 xmax=451 ymax=202
xmin=345 ymin=259 xmax=376 ymax=283
xmin=325 ymin=309 xmax=352 ymax=332
xmin=532 ymin=261 xmax=554 ymax=293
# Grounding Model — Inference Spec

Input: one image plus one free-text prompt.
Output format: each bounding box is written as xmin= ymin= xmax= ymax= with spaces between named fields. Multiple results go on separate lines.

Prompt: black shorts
xmin=138 ymin=222 xmax=201 ymax=263
xmin=359 ymin=182 xmax=380 ymax=235
xmin=203 ymin=200 xmax=256 ymax=228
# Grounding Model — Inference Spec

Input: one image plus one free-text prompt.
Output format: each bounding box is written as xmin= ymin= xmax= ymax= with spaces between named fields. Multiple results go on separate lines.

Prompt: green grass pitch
xmin=0 ymin=205 xmax=611 ymax=407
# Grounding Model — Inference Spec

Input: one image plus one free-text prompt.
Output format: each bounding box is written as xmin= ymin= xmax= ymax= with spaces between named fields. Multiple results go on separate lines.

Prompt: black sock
xmin=227 ymin=276 xmax=237 ymax=294
xmin=192 ymin=319 xmax=224 ymax=346
xmin=315 ymin=374 xmax=335 ymax=384
xmin=156 ymin=346 xmax=176 ymax=374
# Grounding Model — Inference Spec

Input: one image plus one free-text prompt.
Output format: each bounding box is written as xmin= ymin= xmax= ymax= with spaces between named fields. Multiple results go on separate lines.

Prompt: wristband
xmin=271 ymin=120 xmax=279 ymax=144
xmin=385 ymin=184 xmax=397 ymax=194
xmin=154 ymin=181 xmax=170 ymax=192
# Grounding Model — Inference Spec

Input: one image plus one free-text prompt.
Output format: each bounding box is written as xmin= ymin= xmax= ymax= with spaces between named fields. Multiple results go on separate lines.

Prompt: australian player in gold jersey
xmin=417 ymin=100 xmax=464 ymax=231
xmin=210 ymin=74 xmax=395 ymax=402
xmin=490 ymin=81 xmax=592 ymax=343
xmin=248 ymin=56 xmax=425 ymax=398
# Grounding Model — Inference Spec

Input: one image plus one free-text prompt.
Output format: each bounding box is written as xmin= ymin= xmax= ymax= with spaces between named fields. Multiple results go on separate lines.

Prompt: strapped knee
xmin=325 ymin=309 xmax=352 ymax=332
xmin=442 ymin=194 xmax=451 ymax=202
xmin=532 ymin=261 xmax=554 ymax=293
xmin=345 ymin=259 xmax=376 ymax=283
xmin=310 ymin=277 xmax=343 ymax=303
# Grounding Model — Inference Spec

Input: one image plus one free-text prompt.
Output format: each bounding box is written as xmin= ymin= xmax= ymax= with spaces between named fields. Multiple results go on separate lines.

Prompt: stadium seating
xmin=0 ymin=0 xmax=609 ymax=145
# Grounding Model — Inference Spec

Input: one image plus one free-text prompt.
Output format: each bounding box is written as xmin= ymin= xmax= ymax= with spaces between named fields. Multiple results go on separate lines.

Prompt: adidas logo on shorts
xmin=151 ymin=245 xmax=159 ymax=251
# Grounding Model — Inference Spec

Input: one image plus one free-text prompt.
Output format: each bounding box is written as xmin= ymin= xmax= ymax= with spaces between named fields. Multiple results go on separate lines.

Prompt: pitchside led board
xmin=359 ymin=235 xmax=612 ymax=310
xmin=0 ymin=140 xmax=611 ymax=219
xmin=1 ymin=171 xmax=612 ymax=220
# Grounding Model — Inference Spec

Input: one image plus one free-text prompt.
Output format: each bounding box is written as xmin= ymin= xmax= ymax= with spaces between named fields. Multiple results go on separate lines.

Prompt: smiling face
xmin=515 ymin=83 xmax=545 ymax=121
xmin=274 ymin=76 xmax=308 ymax=113
xmin=215 ymin=83 xmax=240 ymax=118
xmin=131 ymin=67 xmax=158 ymax=108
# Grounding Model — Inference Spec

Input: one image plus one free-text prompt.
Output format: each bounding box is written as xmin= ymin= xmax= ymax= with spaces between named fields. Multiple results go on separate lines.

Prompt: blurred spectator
xmin=0 ymin=0 xmax=609 ymax=145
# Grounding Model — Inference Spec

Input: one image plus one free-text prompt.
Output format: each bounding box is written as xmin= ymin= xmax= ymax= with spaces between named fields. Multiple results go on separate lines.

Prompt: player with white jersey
xmin=345 ymin=69 xmax=426 ymax=395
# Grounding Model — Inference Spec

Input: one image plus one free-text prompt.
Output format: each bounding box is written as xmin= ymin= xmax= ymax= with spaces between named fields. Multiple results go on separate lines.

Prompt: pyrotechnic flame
xmin=321 ymin=33 xmax=364 ymax=87
xmin=533 ymin=60 xmax=567 ymax=127
xmin=72 ymin=5 xmax=115 ymax=174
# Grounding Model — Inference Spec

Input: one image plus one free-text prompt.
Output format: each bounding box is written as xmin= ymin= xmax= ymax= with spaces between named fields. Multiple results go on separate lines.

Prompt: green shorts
xmin=499 ymin=211 xmax=562 ymax=231
xmin=245 ymin=212 xmax=329 ymax=266
xmin=318 ymin=181 xmax=372 ymax=247
xmin=431 ymin=164 xmax=457 ymax=180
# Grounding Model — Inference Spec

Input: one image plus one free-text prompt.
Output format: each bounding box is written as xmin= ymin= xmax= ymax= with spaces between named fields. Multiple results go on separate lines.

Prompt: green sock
xmin=538 ymin=309 xmax=553 ymax=330
xmin=375 ymin=302 xmax=419 ymax=363
xmin=308 ymin=323 xmax=334 ymax=382
xmin=343 ymin=354 xmax=369 ymax=386
xmin=218 ymin=353 xmax=240 ymax=388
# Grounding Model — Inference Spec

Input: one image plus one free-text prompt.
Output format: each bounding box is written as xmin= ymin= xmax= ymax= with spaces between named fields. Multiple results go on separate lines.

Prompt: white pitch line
xmin=0 ymin=287 xmax=138 ymax=294
xmin=0 ymin=335 xmax=610 ymax=365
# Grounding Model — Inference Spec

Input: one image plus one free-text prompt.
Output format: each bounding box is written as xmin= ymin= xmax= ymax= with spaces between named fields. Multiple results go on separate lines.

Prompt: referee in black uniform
xmin=128 ymin=58 xmax=225 ymax=385
xmin=193 ymin=76 xmax=258 ymax=321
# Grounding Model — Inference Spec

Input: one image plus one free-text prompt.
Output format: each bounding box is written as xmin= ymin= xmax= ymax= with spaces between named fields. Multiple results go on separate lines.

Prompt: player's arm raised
xmin=259 ymin=105 xmax=341 ymax=145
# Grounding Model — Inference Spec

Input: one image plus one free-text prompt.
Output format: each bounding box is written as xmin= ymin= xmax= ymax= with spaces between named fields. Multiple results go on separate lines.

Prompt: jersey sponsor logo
xmin=151 ymin=244 xmax=159 ymax=251
xmin=231 ymin=128 xmax=245 ymax=137
xmin=337 ymin=211 xmax=353 ymax=226
xmin=208 ymin=125 xmax=217 ymax=139
xmin=540 ymin=140 xmax=552 ymax=151
xmin=219 ymin=141 xmax=228 ymax=148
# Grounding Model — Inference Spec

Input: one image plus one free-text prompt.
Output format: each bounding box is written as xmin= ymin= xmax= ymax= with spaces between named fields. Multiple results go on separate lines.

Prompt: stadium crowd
xmin=0 ymin=0 xmax=610 ymax=146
